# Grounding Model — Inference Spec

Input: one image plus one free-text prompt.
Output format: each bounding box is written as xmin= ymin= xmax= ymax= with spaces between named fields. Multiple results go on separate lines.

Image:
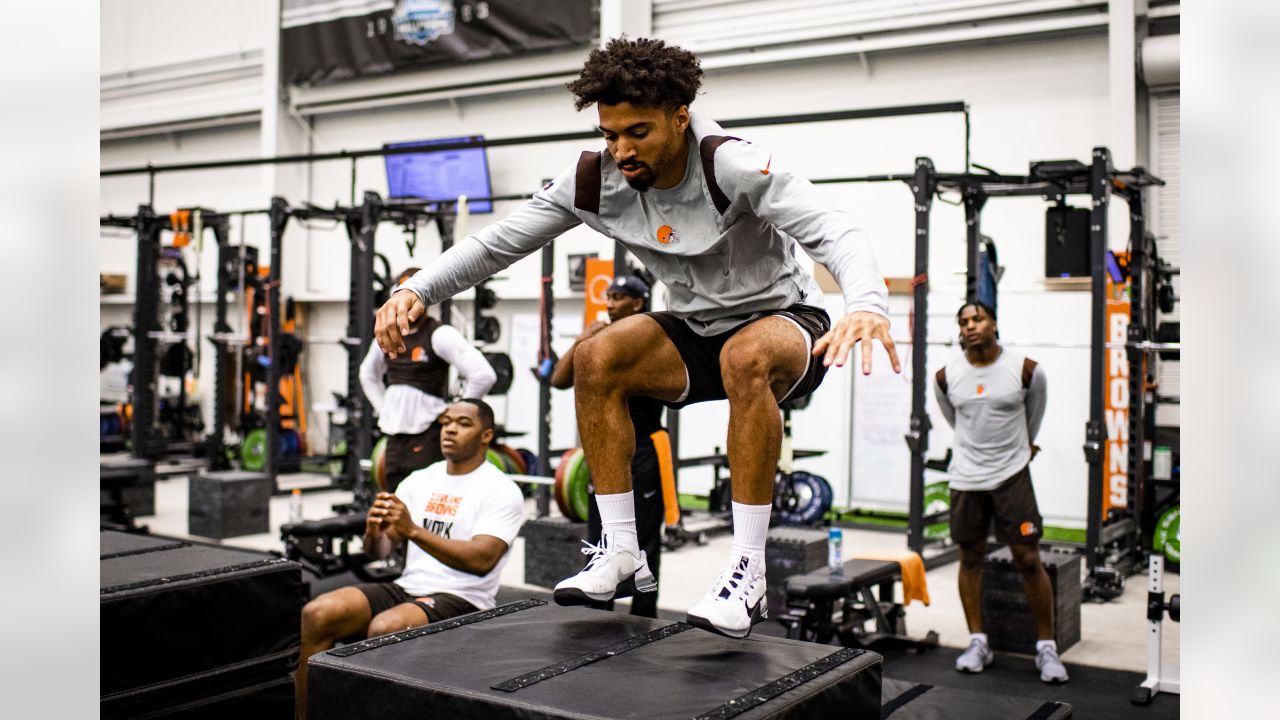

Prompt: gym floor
xmin=136 ymin=469 xmax=1179 ymax=717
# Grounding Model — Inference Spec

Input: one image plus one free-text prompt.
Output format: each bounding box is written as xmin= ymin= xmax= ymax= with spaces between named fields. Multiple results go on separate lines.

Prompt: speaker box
xmin=1044 ymin=206 xmax=1092 ymax=278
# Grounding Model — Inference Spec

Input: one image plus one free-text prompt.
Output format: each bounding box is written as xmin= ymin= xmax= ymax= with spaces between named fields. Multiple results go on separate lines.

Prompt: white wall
xmin=101 ymin=0 xmax=271 ymax=73
xmin=101 ymin=23 xmax=1124 ymax=526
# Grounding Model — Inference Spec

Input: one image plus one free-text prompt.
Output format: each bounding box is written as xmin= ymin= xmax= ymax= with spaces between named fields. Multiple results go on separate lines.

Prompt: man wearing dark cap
xmin=551 ymin=273 xmax=667 ymax=618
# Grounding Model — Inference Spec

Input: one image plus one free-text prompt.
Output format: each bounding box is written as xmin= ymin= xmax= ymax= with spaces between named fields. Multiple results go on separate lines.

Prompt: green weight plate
xmin=567 ymin=450 xmax=591 ymax=524
xmin=241 ymin=428 xmax=268 ymax=471
xmin=924 ymin=481 xmax=950 ymax=540
xmin=1155 ymin=505 xmax=1180 ymax=563
xmin=495 ymin=444 xmax=526 ymax=475
xmin=486 ymin=449 xmax=506 ymax=472
xmin=370 ymin=436 xmax=389 ymax=494
xmin=553 ymin=449 xmax=578 ymax=520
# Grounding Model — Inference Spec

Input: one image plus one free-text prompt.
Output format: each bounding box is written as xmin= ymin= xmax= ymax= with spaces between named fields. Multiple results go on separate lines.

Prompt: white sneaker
xmin=955 ymin=638 xmax=994 ymax=673
xmin=685 ymin=555 xmax=768 ymax=639
xmin=1036 ymin=645 xmax=1070 ymax=683
xmin=553 ymin=539 xmax=656 ymax=606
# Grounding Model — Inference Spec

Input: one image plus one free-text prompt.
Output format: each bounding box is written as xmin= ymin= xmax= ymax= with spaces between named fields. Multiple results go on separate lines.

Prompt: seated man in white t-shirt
xmin=295 ymin=399 xmax=525 ymax=718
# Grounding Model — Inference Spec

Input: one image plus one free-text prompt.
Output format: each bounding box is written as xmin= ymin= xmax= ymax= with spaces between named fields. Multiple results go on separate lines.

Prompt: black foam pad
xmin=308 ymin=601 xmax=882 ymax=719
xmin=101 ymin=532 xmax=303 ymax=717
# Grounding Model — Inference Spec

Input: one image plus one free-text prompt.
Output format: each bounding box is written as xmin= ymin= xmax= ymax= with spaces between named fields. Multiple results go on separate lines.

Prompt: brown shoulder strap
xmin=573 ymin=151 xmax=602 ymax=214
xmin=698 ymin=135 xmax=741 ymax=215
xmin=1022 ymin=357 xmax=1038 ymax=390
xmin=935 ymin=367 xmax=947 ymax=395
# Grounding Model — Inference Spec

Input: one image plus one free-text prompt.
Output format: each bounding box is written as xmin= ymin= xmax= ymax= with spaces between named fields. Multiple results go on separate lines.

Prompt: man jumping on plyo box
xmin=374 ymin=37 xmax=899 ymax=638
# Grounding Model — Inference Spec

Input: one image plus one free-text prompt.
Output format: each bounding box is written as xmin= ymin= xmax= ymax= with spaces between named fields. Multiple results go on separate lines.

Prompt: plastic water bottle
xmin=289 ymin=488 xmax=304 ymax=524
xmin=828 ymin=527 xmax=844 ymax=575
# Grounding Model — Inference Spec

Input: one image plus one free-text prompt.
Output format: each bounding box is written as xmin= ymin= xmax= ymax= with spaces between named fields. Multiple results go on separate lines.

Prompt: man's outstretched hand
xmin=812 ymin=311 xmax=902 ymax=375
xmin=375 ymin=290 xmax=427 ymax=359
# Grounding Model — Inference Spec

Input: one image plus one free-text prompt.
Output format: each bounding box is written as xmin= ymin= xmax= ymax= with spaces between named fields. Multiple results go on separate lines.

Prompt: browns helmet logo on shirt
xmin=656 ymin=225 xmax=679 ymax=245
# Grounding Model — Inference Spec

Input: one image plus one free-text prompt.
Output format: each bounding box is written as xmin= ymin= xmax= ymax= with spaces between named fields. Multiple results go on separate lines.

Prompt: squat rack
xmin=102 ymin=206 xmax=240 ymax=462
xmin=824 ymin=148 xmax=1167 ymax=583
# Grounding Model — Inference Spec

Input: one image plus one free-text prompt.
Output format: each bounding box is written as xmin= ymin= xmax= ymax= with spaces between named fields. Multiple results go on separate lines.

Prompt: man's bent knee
xmin=958 ymin=544 xmax=986 ymax=571
xmin=1009 ymin=543 xmax=1043 ymax=575
xmin=720 ymin=344 xmax=778 ymax=399
xmin=368 ymin=606 xmax=426 ymax=638
xmin=574 ymin=334 xmax=632 ymax=389
xmin=301 ymin=597 xmax=345 ymax=638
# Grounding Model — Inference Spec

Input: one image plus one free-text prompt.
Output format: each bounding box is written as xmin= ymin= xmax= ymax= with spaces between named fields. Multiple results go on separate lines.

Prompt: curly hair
xmin=567 ymin=37 xmax=703 ymax=111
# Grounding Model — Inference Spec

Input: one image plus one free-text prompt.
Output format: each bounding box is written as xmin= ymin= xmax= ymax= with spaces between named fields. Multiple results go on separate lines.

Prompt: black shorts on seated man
xmin=934 ymin=301 xmax=1068 ymax=684
xmin=374 ymin=38 xmax=900 ymax=640
xmin=295 ymin=399 xmax=525 ymax=719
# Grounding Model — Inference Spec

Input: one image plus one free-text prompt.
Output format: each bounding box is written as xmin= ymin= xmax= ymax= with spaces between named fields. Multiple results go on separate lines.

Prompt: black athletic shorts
xmin=949 ymin=465 xmax=1044 ymax=545
xmin=647 ymin=304 xmax=832 ymax=409
xmin=353 ymin=582 xmax=479 ymax=623
xmin=384 ymin=422 xmax=443 ymax=490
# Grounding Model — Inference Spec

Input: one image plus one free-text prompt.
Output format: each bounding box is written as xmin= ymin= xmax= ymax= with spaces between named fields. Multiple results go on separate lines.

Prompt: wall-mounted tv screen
xmin=384 ymin=136 xmax=493 ymax=213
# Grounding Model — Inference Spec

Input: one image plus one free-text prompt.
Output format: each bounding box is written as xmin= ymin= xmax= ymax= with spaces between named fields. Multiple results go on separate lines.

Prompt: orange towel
xmin=854 ymin=550 xmax=931 ymax=607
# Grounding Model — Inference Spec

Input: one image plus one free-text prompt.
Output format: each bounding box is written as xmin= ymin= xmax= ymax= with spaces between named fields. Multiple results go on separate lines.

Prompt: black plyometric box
xmin=308 ymin=601 xmax=882 ymax=719
xmin=188 ymin=470 xmax=272 ymax=539
xmin=766 ymin=527 xmax=829 ymax=615
xmin=1045 ymin=206 xmax=1092 ymax=278
xmin=100 ymin=530 xmax=303 ymax=719
xmin=981 ymin=546 xmax=1082 ymax=654
xmin=521 ymin=516 xmax=588 ymax=589
xmin=101 ymin=458 xmax=157 ymax=519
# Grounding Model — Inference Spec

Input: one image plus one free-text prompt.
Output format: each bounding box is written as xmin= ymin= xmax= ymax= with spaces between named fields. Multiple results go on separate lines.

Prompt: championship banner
xmin=1102 ymin=273 xmax=1131 ymax=516
xmin=282 ymin=0 xmax=595 ymax=85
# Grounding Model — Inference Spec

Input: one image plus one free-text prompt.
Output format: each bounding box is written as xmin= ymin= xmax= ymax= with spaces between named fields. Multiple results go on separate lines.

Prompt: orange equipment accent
xmin=651 ymin=429 xmax=680 ymax=527
xmin=169 ymin=210 xmax=191 ymax=247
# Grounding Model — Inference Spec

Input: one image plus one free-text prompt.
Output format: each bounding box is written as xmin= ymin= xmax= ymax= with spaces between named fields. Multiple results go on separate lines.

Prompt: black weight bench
xmin=281 ymin=512 xmax=403 ymax=585
xmin=778 ymin=558 xmax=938 ymax=652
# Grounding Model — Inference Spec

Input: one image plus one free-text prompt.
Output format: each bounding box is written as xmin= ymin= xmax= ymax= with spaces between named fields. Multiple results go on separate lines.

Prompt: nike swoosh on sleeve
xmin=760 ymin=155 xmax=772 ymax=175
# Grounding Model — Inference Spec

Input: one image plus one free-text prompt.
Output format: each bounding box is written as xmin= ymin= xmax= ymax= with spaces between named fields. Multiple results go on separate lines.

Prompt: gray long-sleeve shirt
xmin=398 ymin=112 xmax=888 ymax=336
xmin=934 ymin=348 xmax=1047 ymax=491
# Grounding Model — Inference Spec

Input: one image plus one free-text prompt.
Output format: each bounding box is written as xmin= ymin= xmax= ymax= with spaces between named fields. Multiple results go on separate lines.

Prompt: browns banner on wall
xmin=282 ymin=0 xmax=595 ymax=85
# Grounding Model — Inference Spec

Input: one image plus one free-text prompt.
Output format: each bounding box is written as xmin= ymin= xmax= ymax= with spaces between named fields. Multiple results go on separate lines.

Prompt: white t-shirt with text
xmin=392 ymin=459 xmax=525 ymax=610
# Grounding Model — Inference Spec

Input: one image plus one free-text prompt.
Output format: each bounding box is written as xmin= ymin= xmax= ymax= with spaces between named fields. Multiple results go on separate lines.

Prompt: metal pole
xmin=1083 ymin=147 xmax=1112 ymax=572
xmin=905 ymin=158 xmax=935 ymax=555
xmin=962 ymin=182 xmax=986 ymax=304
xmin=1127 ymin=190 xmax=1151 ymax=554
xmin=536 ymin=242 xmax=555 ymax=517
xmin=131 ymin=206 xmax=162 ymax=459
xmin=347 ymin=192 xmax=382 ymax=488
xmin=102 ymin=102 xmax=970 ymax=177
xmin=264 ymin=196 xmax=289 ymax=484
xmin=434 ymin=212 xmax=456 ymax=327
xmin=206 ymin=219 xmax=233 ymax=470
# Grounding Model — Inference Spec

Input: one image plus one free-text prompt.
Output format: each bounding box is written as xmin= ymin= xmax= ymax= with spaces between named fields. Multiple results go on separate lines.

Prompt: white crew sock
xmin=731 ymin=502 xmax=772 ymax=566
xmin=595 ymin=491 xmax=639 ymax=557
xmin=970 ymin=632 xmax=989 ymax=646
xmin=1036 ymin=639 xmax=1058 ymax=653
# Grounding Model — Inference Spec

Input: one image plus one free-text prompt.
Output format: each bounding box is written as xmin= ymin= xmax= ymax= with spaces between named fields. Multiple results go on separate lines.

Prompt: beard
xmin=619 ymin=161 xmax=657 ymax=191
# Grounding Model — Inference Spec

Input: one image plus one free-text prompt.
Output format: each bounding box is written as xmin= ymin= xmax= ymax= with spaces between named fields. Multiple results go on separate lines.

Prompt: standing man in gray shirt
xmin=934 ymin=301 xmax=1068 ymax=683
xmin=375 ymin=37 xmax=899 ymax=640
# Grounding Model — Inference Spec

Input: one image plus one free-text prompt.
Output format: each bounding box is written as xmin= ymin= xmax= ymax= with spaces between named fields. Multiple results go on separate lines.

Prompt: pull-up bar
xmin=100 ymin=102 xmax=969 ymax=177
